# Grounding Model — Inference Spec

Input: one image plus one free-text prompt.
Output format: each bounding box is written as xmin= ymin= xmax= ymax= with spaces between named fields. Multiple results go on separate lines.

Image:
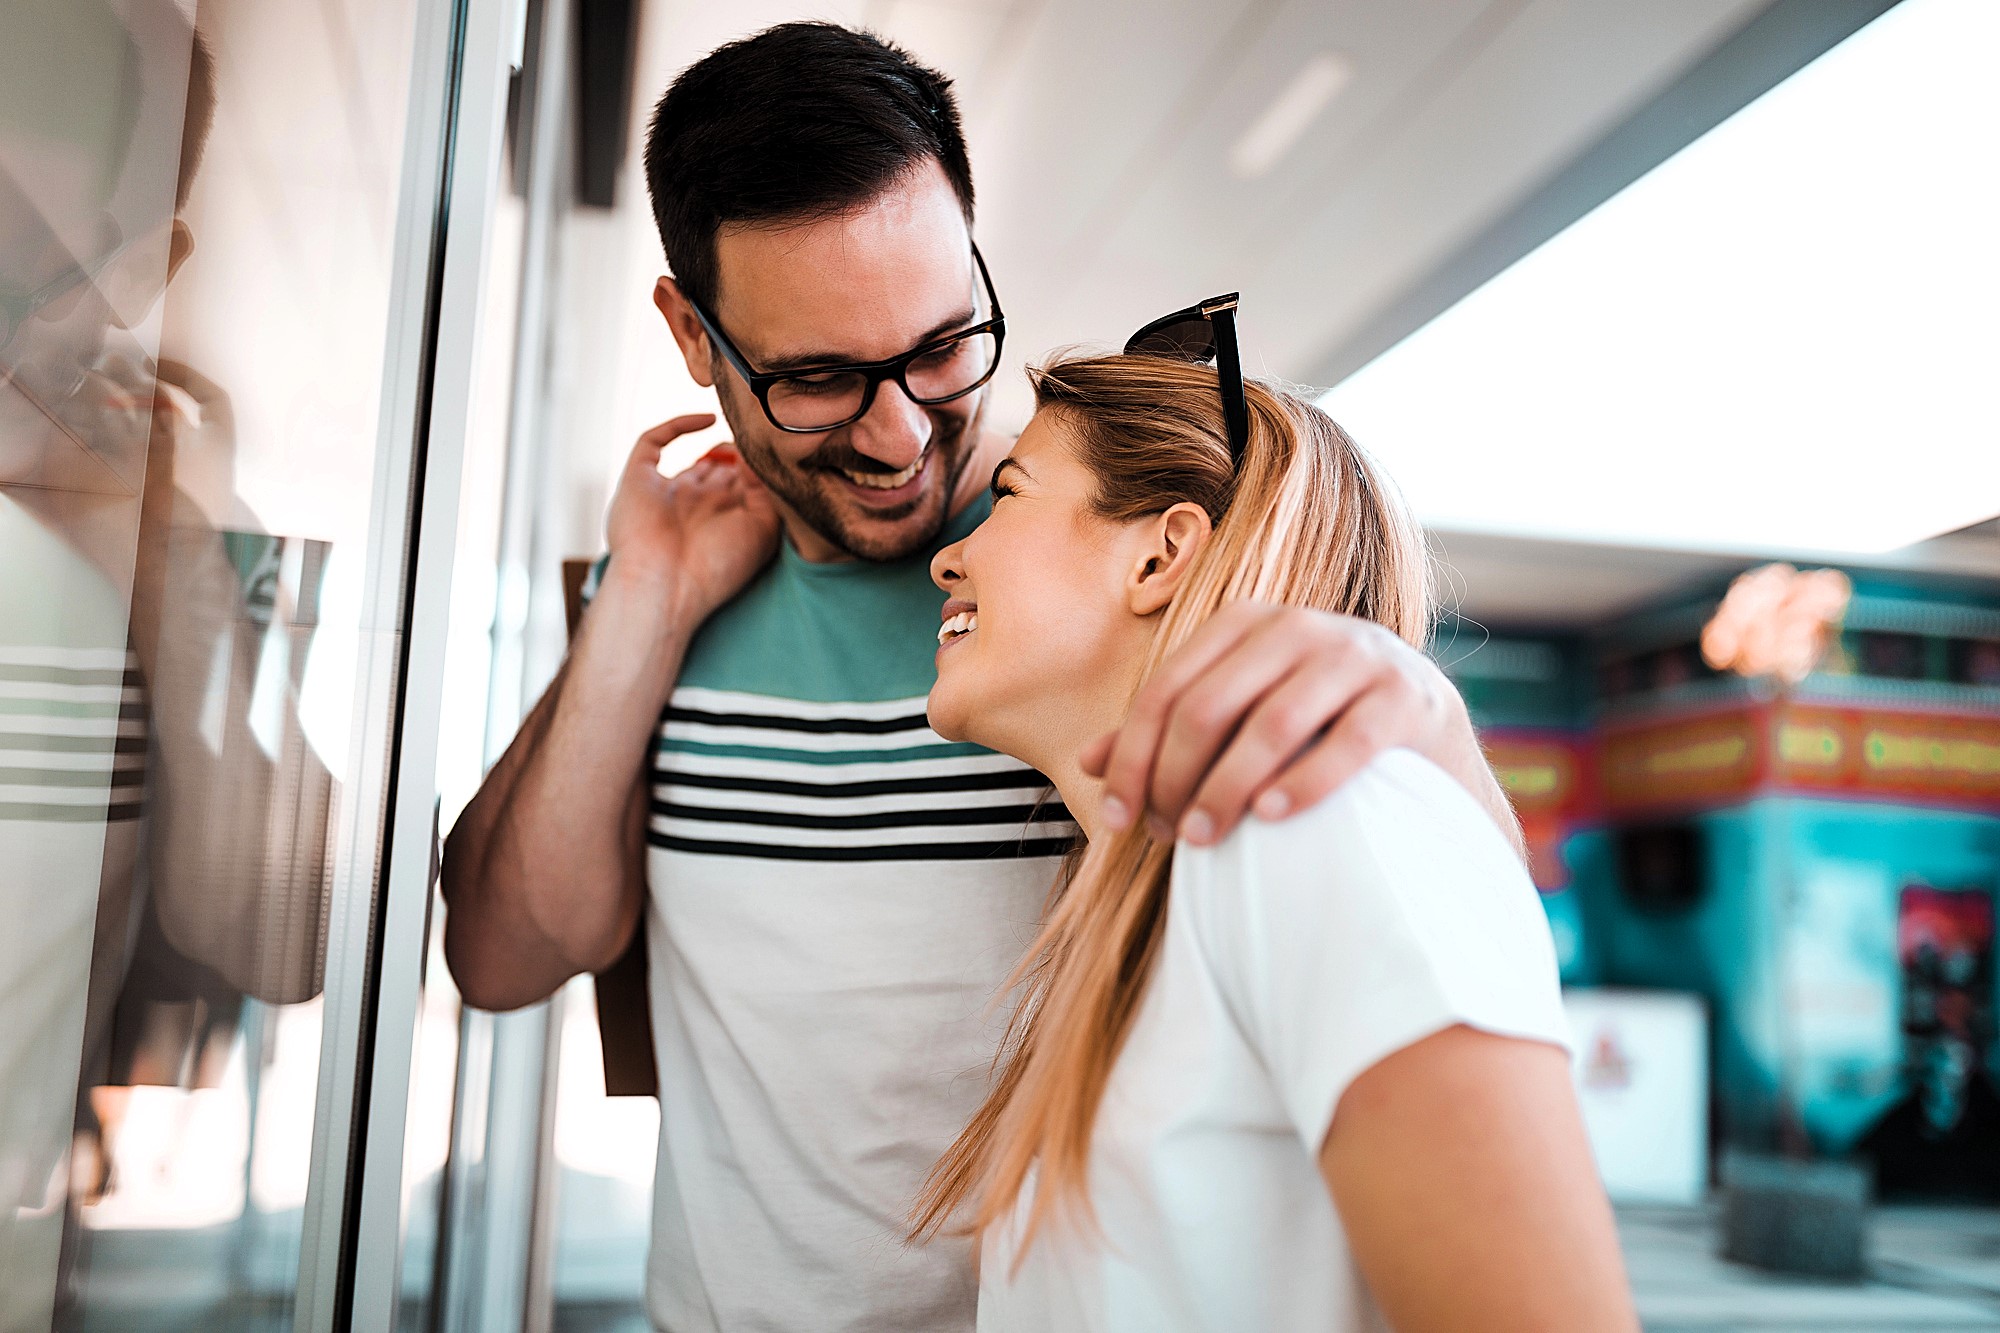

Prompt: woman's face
xmin=927 ymin=410 xmax=1175 ymax=766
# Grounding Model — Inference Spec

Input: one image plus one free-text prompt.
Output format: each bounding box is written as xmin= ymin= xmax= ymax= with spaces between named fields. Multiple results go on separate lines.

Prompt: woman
xmin=913 ymin=339 xmax=1636 ymax=1330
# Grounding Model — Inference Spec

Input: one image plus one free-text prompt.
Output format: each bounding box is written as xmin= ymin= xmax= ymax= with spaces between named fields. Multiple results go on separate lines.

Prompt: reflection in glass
xmin=2 ymin=0 xmax=424 ymax=1326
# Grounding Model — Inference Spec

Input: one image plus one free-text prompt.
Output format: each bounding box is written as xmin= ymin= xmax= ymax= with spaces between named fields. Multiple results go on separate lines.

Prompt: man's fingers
xmin=1144 ymin=625 xmax=1306 ymax=833
xmin=628 ymin=413 xmax=720 ymax=472
xmin=1175 ymin=660 xmax=1372 ymax=844
xmin=1248 ymin=687 xmax=1410 ymax=825
xmin=1095 ymin=605 xmax=1268 ymax=831
xmin=637 ymin=412 xmax=718 ymax=447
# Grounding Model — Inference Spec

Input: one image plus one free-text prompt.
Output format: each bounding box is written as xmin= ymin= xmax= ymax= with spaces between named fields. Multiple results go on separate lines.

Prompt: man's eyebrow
xmin=758 ymin=304 xmax=978 ymax=375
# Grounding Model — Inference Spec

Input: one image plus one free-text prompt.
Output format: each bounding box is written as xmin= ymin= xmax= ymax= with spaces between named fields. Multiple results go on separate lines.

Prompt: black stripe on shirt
xmin=653 ymin=765 xmax=1054 ymax=800
xmin=663 ymin=705 xmax=932 ymax=736
xmin=647 ymin=831 xmax=1076 ymax=862
xmin=0 ymin=733 xmax=148 ymax=754
xmin=652 ymin=798 xmax=1071 ymax=832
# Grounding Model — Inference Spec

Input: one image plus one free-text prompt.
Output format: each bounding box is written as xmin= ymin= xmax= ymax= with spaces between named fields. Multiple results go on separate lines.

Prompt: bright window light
xmin=1320 ymin=0 xmax=2000 ymax=556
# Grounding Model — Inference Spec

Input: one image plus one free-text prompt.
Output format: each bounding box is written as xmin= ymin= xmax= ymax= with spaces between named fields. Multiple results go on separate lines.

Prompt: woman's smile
xmin=937 ymin=597 xmax=979 ymax=653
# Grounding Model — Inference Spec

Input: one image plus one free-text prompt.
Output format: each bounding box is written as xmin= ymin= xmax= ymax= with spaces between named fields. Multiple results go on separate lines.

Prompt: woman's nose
xmin=931 ymin=540 xmax=963 ymax=594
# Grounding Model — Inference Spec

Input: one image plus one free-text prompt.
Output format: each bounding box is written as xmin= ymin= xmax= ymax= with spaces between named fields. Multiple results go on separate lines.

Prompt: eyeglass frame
xmin=1123 ymin=292 xmax=1249 ymax=467
xmin=0 ymin=215 xmax=131 ymax=350
xmin=686 ymin=243 xmax=1006 ymax=435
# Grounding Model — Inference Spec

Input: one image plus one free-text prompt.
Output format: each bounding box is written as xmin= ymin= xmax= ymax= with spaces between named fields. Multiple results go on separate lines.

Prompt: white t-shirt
xmin=977 ymin=749 xmax=1572 ymax=1333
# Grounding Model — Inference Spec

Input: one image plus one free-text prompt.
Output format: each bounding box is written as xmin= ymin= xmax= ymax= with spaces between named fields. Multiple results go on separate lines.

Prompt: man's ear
xmin=1127 ymin=502 xmax=1213 ymax=616
xmin=166 ymin=220 xmax=195 ymax=286
xmin=654 ymin=276 xmax=715 ymax=388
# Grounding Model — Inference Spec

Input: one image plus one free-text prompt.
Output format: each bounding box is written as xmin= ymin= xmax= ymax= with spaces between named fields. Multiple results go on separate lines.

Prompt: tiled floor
xmin=1623 ymin=1203 xmax=2000 ymax=1330
xmin=555 ymin=1203 xmax=2000 ymax=1333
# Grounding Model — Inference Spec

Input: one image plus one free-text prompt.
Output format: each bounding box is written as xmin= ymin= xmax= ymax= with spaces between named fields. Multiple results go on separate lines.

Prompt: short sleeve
xmin=581 ymin=551 xmax=611 ymax=606
xmin=1177 ymin=748 xmax=1571 ymax=1154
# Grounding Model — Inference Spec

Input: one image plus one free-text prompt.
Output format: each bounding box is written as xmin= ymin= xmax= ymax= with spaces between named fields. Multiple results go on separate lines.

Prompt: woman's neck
xmin=997 ymin=682 xmax=1138 ymax=846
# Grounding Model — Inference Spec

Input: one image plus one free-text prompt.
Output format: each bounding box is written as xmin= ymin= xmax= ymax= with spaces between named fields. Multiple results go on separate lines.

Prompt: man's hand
xmin=1082 ymin=601 xmax=1521 ymax=854
xmin=606 ymin=413 xmax=780 ymax=620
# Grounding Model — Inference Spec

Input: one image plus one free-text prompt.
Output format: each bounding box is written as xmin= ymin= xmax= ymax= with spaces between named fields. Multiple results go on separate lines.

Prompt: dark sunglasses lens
xmin=1126 ymin=315 xmax=1217 ymax=364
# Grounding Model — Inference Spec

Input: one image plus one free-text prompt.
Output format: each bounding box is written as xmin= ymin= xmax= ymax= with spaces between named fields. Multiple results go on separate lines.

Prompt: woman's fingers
xmin=627 ymin=413 xmax=720 ymax=476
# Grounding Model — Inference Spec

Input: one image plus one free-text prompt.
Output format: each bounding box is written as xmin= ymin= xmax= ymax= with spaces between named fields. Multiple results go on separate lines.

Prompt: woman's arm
xmin=1319 ymin=1024 xmax=1636 ymax=1332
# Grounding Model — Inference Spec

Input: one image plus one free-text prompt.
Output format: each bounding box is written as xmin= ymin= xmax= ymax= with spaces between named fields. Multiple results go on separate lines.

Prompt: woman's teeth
xmin=937 ymin=610 xmax=978 ymax=645
xmin=842 ymin=449 xmax=926 ymax=490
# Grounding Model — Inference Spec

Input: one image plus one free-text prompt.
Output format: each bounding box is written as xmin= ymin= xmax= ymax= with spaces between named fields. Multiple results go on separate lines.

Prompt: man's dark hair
xmin=177 ymin=29 xmax=217 ymax=213
xmin=643 ymin=22 xmax=975 ymax=312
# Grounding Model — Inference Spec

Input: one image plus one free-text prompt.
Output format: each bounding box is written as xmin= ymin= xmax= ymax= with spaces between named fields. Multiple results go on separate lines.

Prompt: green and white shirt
xmin=617 ymin=494 xmax=1074 ymax=1333
xmin=0 ymin=497 xmax=146 ymax=1322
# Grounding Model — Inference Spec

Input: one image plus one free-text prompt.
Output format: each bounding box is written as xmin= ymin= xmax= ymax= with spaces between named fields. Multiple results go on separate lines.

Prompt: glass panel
xmin=0 ymin=0 xmax=429 ymax=1326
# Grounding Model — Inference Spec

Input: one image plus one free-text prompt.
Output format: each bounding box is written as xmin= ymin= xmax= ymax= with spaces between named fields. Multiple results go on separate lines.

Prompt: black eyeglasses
xmin=689 ymin=244 xmax=1006 ymax=434
xmin=1124 ymin=293 xmax=1248 ymax=466
xmin=0 ymin=219 xmax=128 ymax=350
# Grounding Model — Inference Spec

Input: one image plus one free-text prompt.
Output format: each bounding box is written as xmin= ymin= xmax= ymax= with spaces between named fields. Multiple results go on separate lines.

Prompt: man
xmin=441 ymin=22 xmax=1517 ymax=1332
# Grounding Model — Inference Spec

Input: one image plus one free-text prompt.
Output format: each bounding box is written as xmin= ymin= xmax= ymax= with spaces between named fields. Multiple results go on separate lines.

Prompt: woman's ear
xmin=1127 ymin=502 xmax=1213 ymax=616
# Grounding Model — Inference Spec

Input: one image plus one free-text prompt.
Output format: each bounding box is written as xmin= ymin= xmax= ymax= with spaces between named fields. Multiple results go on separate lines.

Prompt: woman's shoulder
xmin=1174 ymin=750 xmax=1567 ymax=1080
xmin=1185 ymin=748 xmax=1527 ymax=904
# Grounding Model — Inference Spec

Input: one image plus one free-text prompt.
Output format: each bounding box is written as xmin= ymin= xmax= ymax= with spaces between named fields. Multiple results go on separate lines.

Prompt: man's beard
xmin=723 ymin=383 xmax=981 ymax=563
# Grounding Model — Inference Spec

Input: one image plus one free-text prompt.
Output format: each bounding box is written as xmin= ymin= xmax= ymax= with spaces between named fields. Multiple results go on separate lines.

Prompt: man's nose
xmin=850 ymin=377 xmax=933 ymax=469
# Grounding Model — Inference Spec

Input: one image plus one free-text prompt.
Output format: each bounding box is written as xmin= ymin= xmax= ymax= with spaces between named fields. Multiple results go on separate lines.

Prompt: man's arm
xmin=1084 ymin=601 xmax=1522 ymax=853
xmin=441 ymin=419 xmax=777 ymax=1011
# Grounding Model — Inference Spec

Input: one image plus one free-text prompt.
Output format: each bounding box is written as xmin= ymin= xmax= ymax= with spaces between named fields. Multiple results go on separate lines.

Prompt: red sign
xmin=1597 ymin=701 xmax=2000 ymax=816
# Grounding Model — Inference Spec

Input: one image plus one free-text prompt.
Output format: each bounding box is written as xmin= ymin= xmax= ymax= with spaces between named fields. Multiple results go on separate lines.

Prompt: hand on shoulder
xmin=604 ymin=415 xmax=781 ymax=622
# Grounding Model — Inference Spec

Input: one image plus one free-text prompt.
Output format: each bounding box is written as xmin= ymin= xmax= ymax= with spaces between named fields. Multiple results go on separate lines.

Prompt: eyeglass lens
xmin=764 ymin=328 xmax=999 ymax=431
xmin=1127 ymin=317 xmax=1218 ymax=363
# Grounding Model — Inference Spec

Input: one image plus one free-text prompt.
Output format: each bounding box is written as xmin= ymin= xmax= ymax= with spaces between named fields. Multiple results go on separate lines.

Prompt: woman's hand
xmin=604 ymin=414 xmax=781 ymax=624
xmin=1081 ymin=601 xmax=1520 ymax=850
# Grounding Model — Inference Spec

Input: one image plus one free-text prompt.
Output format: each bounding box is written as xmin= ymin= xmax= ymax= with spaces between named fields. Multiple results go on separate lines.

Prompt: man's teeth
xmin=936 ymin=610 xmax=978 ymax=645
xmin=842 ymin=451 xmax=926 ymax=490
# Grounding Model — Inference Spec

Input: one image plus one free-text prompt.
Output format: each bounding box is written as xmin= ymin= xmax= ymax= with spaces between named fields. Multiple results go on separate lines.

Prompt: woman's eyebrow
xmin=991 ymin=457 xmax=1032 ymax=487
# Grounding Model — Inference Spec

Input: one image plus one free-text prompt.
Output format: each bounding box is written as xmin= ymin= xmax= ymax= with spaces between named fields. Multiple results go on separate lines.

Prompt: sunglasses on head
xmin=1123 ymin=292 xmax=1248 ymax=467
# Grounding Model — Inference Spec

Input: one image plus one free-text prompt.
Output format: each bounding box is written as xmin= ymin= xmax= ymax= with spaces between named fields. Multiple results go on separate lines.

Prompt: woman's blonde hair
xmin=910 ymin=351 xmax=1434 ymax=1259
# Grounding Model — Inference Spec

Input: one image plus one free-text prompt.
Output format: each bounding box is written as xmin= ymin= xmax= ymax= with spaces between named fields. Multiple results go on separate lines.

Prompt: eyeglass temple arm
xmin=1214 ymin=317 xmax=1249 ymax=464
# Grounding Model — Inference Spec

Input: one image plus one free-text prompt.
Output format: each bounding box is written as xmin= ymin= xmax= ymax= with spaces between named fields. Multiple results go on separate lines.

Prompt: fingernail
xmin=1254 ymin=790 xmax=1290 ymax=820
xmin=1180 ymin=810 xmax=1215 ymax=845
xmin=1101 ymin=796 xmax=1130 ymax=830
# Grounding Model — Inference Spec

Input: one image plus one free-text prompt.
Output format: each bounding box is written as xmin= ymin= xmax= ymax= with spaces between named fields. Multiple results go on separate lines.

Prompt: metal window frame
xmin=290 ymin=0 xmax=524 ymax=1327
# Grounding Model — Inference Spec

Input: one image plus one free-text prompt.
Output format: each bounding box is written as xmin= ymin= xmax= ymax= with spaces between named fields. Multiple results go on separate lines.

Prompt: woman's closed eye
xmin=989 ymin=477 xmax=1019 ymax=502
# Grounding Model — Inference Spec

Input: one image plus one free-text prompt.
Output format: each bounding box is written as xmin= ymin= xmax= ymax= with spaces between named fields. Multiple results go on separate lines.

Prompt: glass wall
xmin=0 ymin=0 xmax=454 ymax=1326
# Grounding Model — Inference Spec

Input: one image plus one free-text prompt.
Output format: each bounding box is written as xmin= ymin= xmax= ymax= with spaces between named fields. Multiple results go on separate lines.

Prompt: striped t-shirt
xmin=622 ymin=493 xmax=1074 ymax=1333
xmin=0 ymin=498 xmax=146 ymax=1318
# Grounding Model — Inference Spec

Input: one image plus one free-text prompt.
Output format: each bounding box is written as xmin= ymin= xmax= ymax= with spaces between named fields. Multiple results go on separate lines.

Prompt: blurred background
xmin=2 ymin=0 xmax=1995 ymax=1329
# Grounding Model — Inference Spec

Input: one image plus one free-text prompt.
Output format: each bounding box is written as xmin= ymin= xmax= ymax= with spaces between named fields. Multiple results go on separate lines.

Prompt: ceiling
xmin=615 ymin=1 xmax=1994 ymax=628
xmin=1436 ymin=518 xmax=2000 ymax=629
xmin=635 ymin=0 xmax=1778 ymax=425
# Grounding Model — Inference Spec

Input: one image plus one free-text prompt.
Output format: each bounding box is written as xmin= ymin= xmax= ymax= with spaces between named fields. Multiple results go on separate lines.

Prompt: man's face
xmin=682 ymin=160 xmax=988 ymax=563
